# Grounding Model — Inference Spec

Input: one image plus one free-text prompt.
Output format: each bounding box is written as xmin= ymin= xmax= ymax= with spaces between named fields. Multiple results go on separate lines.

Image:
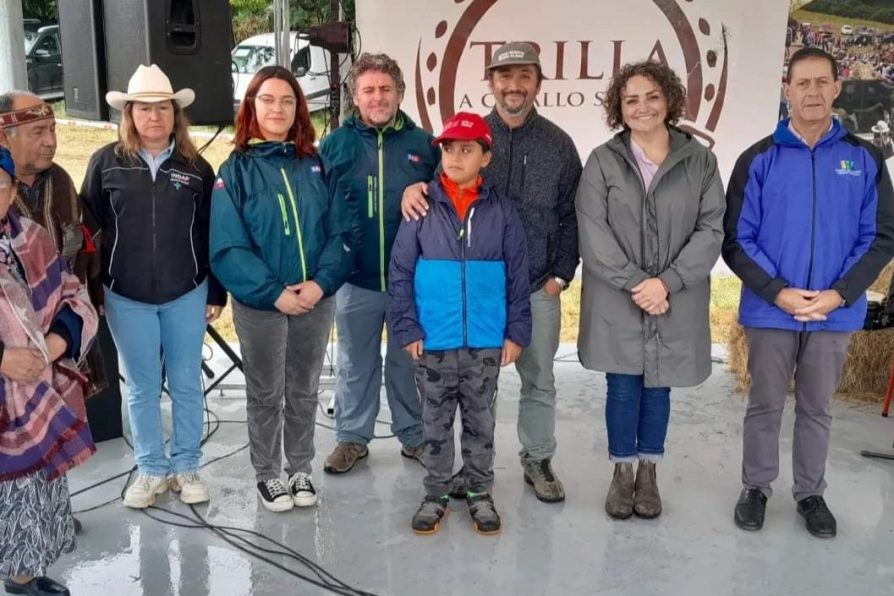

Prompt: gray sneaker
xmin=523 ymin=459 xmax=565 ymax=503
xmin=466 ymin=493 xmax=501 ymax=535
xmin=324 ymin=442 xmax=369 ymax=474
xmin=411 ymin=495 xmax=450 ymax=535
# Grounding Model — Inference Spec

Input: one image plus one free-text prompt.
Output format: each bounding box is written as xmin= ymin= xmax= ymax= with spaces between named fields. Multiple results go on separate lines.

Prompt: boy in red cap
xmin=388 ymin=112 xmax=532 ymax=535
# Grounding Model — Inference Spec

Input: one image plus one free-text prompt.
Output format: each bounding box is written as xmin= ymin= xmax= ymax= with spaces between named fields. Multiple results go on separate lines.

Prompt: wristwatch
xmin=552 ymin=277 xmax=568 ymax=291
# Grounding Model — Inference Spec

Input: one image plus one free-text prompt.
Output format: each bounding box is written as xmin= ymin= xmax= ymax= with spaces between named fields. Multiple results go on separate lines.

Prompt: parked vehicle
xmin=841 ymin=24 xmax=853 ymax=35
xmin=25 ymin=24 xmax=63 ymax=100
xmin=231 ymin=32 xmax=342 ymax=113
xmin=22 ymin=18 xmax=42 ymax=47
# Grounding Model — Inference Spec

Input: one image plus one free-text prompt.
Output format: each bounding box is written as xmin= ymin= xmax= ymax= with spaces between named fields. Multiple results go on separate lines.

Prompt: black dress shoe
xmin=4 ymin=576 xmax=70 ymax=595
xmin=734 ymin=488 xmax=768 ymax=531
xmin=797 ymin=495 xmax=837 ymax=538
xmin=73 ymin=517 xmax=82 ymax=534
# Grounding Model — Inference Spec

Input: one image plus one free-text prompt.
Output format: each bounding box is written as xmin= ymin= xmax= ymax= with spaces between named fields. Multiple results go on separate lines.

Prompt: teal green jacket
xmin=320 ymin=111 xmax=439 ymax=292
xmin=210 ymin=141 xmax=352 ymax=310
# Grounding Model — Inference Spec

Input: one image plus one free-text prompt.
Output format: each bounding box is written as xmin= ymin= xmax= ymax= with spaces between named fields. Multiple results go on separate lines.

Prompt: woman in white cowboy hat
xmin=80 ymin=63 xmax=227 ymax=509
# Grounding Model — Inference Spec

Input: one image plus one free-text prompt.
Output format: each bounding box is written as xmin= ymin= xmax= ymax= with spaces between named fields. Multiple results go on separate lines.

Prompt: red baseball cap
xmin=432 ymin=111 xmax=493 ymax=148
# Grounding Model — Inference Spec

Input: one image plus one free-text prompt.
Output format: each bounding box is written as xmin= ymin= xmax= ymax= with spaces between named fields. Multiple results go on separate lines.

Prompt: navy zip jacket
xmin=320 ymin=111 xmax=439 ymax=292
xmin=387 ymin=178 xmax=532 ymax=350
xmin=723 ymin=118 xmax=894 ymax=332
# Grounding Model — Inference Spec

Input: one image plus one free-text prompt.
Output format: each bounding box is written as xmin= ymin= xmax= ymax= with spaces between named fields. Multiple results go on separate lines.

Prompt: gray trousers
xmin=515 ymin=287 xmax=562 ymax=464
xmin=333 ymin=283 xmax=422 ymax=447
xmin=233 ymin=298 xmax=335 ymax=482
xmin=416 ymin=349 xmax=501 ymax=495
xmin=743 ymin=328 xmax=851 ymax=501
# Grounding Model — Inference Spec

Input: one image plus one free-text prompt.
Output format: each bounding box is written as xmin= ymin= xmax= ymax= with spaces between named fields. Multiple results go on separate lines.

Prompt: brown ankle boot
xmin=605 ymin=463 xmax=635 ymax=519
xmin=634 ymin=460 xmax=662 ymax=518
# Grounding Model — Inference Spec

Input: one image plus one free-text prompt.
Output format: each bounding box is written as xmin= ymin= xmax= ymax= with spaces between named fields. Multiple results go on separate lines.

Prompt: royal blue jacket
xmin=723 ymin=118 xmax=894 ymax=332
xmin=387 ymin=178 xmax=532 ymax=350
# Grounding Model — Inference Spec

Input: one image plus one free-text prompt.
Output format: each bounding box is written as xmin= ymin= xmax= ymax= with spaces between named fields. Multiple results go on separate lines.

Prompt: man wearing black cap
xmin=402 ymin=42 xmax=582 ymax=503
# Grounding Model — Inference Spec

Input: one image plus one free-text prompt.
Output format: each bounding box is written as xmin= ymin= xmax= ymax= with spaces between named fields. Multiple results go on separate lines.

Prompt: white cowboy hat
xmin=106 ymin=64 xmax=195 ymax=110
xmin=872 ymin=120 xmax=890 ymax=134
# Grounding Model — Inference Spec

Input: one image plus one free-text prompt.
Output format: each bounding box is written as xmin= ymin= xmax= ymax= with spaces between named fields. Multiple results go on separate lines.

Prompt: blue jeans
xmin=334 ymin=283 xmax=422 ymax=448
xmin=105 ymin=282 xmax=208 ymax=475
xmin=605 ymin=373 xmax=670 ymax=463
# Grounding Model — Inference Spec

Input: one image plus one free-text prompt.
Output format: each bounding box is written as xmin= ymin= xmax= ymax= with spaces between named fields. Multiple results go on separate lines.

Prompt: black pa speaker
xmin=102 ymin=0 xmax=235 ymax=126
xmin=85 ymin=318 xmax=124 ymax=443
xmin=59 ymin=0 xmax=109 ymax=121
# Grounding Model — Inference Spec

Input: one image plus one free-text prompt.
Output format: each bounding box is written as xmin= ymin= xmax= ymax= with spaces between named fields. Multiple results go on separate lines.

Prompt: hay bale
xmin=838 ymin=329 xmax=894 ymax=398
xmin=727 ymin=320 xmax=750 ymax=393
xmin=869 ymin=261 xmax=893 ymax=295
xmin=725 ymin=262 xmax=894 ymax=400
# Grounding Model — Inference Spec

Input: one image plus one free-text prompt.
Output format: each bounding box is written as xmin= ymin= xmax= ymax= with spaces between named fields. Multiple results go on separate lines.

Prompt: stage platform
xmin=60 ymin=344 xmax=894 ymax=595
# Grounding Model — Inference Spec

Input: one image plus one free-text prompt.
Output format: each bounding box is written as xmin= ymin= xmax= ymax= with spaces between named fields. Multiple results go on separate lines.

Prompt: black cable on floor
xmin=140 ymin=505 xmax=380 ymax=596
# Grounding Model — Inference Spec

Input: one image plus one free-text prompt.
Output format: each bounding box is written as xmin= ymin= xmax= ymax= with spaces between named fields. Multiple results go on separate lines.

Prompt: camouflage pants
xmin=415 ymin=348 xmax=501 ymax=495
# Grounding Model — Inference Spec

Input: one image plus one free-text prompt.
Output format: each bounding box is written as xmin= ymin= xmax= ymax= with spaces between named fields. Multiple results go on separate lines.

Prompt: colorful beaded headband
xmin=0 ymin=103 xmax=54 ymax=130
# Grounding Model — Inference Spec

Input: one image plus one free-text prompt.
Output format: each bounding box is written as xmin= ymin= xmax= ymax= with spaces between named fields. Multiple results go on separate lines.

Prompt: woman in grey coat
xmin=575 ymin=61 xmax=725 ymax=520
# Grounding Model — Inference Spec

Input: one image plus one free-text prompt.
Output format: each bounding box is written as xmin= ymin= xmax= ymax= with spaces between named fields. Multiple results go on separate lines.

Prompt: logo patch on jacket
xmin=311 ymin=164 xmax=322 ymax=174
xmin=170 ymin=171 xmax=194 ymax=190
xmin=835 ymin=160 xmax=861 ymax=176
xmin=407 ymin=152 xmax=420 ymax=163
xmin=214 ymin=177 xmax=225 ymax=190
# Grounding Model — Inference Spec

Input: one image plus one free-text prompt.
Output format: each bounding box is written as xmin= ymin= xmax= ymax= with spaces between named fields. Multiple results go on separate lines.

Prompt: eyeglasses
xmin=254 ymin=94 xmax=298 ymax=110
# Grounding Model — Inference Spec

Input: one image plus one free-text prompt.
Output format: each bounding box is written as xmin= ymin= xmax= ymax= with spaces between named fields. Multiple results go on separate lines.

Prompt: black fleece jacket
xmin=483 ymin=108 xmax=582 ymax=290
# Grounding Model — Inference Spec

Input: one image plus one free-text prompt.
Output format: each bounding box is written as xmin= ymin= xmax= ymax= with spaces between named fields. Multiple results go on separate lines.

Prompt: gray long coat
xmin=575 ymin=128 xmax=725 ymax=387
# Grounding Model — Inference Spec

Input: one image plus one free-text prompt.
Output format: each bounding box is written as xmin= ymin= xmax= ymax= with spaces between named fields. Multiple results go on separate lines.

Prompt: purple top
xmin=630 ymin=138 xmax=659 ymax=191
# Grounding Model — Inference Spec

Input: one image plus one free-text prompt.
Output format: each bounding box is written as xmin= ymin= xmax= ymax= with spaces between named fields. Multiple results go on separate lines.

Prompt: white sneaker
xmin=288 ymin=472 xmax=318 ymax=507
xmin=169 ymin=471 xmax=210 ymax=505
xmin=123 ymin=473 xmax=168 ymax=509
xmin=257 ymin=479 xmax=294 ymax=512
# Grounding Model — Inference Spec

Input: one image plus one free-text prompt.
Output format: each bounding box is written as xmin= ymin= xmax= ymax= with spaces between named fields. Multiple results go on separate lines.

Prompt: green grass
xmin=792 ymin=8 xmax=894 ymax=31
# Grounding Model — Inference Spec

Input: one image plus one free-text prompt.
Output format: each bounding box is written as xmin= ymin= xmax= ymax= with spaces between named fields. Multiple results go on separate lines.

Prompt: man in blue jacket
xmin=320 ymin=53 xmax=440 ymax=474
xmin=723 ymin=47 xmax=894 ymax=539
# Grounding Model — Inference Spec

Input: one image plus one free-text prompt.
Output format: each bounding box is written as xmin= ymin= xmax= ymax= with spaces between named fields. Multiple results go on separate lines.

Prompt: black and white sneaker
xmin=288 ymin=472 xmax=318 ymax=507
xmin=257 ymin=479 xmax=294 ymax=512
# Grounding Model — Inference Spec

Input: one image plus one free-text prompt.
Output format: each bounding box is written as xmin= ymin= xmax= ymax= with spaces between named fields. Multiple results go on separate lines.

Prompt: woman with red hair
xmin=210 ymin=66 xmax=352 ymax=512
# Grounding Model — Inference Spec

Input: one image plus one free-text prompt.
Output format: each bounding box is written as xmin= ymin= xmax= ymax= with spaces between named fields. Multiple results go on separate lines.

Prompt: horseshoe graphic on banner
xmin=414 ymin=0 xmax=729 ymax=147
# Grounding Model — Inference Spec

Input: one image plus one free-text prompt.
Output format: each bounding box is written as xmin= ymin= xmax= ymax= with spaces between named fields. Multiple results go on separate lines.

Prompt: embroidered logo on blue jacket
xmin=407 ymin=152 xmax=420 ymax=163
xmin=835 ymin=160 xmax=861 ymax=176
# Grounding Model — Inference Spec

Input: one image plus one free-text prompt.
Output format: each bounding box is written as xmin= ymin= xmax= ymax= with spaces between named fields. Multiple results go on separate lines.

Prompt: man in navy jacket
xmin=723 ymin=47 xmax=894 ymax=539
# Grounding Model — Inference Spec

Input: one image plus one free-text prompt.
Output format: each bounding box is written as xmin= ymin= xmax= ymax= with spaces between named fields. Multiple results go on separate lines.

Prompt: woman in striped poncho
xmin=0 ymin=146 xmax=98 ymax=596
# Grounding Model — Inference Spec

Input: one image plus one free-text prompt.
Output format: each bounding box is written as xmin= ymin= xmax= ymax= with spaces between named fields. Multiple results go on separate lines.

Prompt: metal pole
xmin=276 ymin=0 xmax=290 ymax=69
xmin=284 ymin=0 xmax=291 ymax=68
xmin=0 ymin=0 xmax=28 ymax=91
xmin=273 ymin=0 xmax=282 ymax=64
xmin=328 ymin=0 xmax=341 ymax=131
